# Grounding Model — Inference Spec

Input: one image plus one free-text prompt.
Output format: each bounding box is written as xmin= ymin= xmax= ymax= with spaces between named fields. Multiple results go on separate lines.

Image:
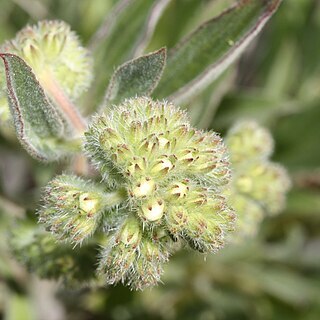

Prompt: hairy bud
xmin=38 ymin=174 xmax=107 ymax=245
xmin=236 ymin=161 xmax=290 ymax=214
xmin=227 ymin=121 xmax=274 ymax=163
xmin=98 ymin=220 xmax=170 ymax=290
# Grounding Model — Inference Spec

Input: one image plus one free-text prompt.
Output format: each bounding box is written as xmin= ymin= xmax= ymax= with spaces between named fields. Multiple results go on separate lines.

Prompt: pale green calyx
xmin=227 ymin=120 xmax=274 ymax=163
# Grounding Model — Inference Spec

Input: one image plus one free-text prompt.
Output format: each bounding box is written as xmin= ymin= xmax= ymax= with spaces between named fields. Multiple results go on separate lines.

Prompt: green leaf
xmin=0 ymin=53 xmax=66 ymax=161
xmin=153 ymin=0 xmax=283 ymax=104
xmin=255 ymin=267 xmax=319 ymax=305
xmin=104 ymin=48 xmax=166 ymax=106
xmin=86 ymin=0 xmax=170 ymax=108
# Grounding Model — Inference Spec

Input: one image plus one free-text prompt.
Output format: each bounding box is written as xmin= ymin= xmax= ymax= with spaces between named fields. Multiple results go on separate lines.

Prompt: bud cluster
xmin=1 ymin=20 xmax=92 ymax=98
xmin=35 ymin=103 xmax=291 ymax=288
xmin=0 ymin=20 xmax=93 ymax=125
xmin=85 ymin=98 xmax=235 ymax=240
xmin=226 ymin=121 xmax=291 ymax=240
xmin=38 ymin=97 xmax=235 ymax=289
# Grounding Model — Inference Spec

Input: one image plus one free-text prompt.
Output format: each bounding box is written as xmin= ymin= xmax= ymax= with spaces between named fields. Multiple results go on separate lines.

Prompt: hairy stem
xmin=39 ymin=71 xmax=87 ymax=134
xmin=38 ymin=71 xmax=90 ymax=175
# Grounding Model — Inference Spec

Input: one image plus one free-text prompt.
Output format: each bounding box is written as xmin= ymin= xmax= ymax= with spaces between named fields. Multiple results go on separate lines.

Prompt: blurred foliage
xmin=0 ymin=0 xmax=319 ymax=319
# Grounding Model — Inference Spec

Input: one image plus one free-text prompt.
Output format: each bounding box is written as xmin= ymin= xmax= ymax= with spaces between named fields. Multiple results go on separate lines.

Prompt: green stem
xmin=39 ymin=70 xmax=87 ymax=134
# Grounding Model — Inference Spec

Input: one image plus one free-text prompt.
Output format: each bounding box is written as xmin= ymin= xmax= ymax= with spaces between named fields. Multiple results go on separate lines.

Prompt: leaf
xmin=255 ymin=267 xmax=319 ymax=305
xmin=9 ymin=219 xmax=98 ymax=285
xmin=104 ymin=48 xmax=166 ymax=106
xmin=0 ymin=53 xmax=66 ymax=161
xmin=153 ymin=0 xmax=283 ymax=104
xmin=86 ymin=0 xmax=170 ymax=108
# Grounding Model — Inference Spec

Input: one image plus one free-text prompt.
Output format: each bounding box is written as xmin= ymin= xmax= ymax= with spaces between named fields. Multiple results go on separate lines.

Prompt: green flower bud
xmin=236 ymin=161 xmax=291 ymax=214
xmin=167 ymin=183 xmax=235 ymax=252
xmin=140 ymin=198 xmax=165 ymax=222
xmin=98 ymin=218 xmax=140 ymax=287
xmin=98 ymin=223 xmax=170 ymax=290
xmin=0 ymin=21 xmax=93 ymax=129
xmin=227 ymin=121 xmax=274 ymax=164
xmin=38 ymin=174 xmax=107 ymax=245
xmin=226 ymin=191 xmax=264 ymax=242
xmin=168 ymin=181 xmax=189 ymax=198
xmin=130 ymin=238 xmax=169 ymax=290
xmin=166 ymin=206 xmax=189 ymax=237
xmin=130 ymin=177 xmax=155 ymax=198
xmin=118 ymin=216 xmax=142 ymax=247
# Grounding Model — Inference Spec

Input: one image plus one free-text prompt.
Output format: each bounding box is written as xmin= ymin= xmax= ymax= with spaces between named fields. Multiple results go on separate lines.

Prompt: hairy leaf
xmin=153 ymin=0 xmax=283 ymax=103
xmin=104 ymin=48 xmax=166 ymax=106
xmin=0 ymin=53 xmax=66 ymax=161
xmin=87 ymin=0 xmax=170 ymax=108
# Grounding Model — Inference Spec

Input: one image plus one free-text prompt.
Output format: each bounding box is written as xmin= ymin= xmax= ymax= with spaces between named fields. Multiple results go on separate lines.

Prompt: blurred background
xmin=0 ymin=0 xmax=320 ymax=319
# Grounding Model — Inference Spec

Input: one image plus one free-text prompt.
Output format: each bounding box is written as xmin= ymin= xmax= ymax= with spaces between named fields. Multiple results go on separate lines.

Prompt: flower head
xmin=85 ymin=97 xmax=235 ymax=249
xmin=0 ymin=20 xmax=93 ymax=126
xmin=38 ymin=97 xmax=235 ymax=289
xmin=226 ymin=121 xmax=291 ymax=241
xmin=1 ymin=20 xmax=92 ymax=99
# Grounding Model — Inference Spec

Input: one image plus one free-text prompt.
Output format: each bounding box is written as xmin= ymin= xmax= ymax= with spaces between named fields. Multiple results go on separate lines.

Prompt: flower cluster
xmin=225 ymin=121 xmax=291 ymax=240
xmin=0 ymin=20 xmax=92 ymax=126
xmin=39 ymin=97 xmax=236 ymax=289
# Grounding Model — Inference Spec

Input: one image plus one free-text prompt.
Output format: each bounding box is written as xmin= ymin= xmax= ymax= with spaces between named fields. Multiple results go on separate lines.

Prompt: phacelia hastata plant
xmin=0 ymin=0 xmax=288 ymax=291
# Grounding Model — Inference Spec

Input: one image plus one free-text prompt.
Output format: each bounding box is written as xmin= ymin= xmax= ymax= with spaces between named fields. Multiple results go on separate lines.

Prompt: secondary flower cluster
xmin=225 ymin=121 xmax=291 ymax=240
xmin=0 ymin=20 xmax=92 ymax=125
xmin=39 ymin=97 xmax=236 ymax=289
